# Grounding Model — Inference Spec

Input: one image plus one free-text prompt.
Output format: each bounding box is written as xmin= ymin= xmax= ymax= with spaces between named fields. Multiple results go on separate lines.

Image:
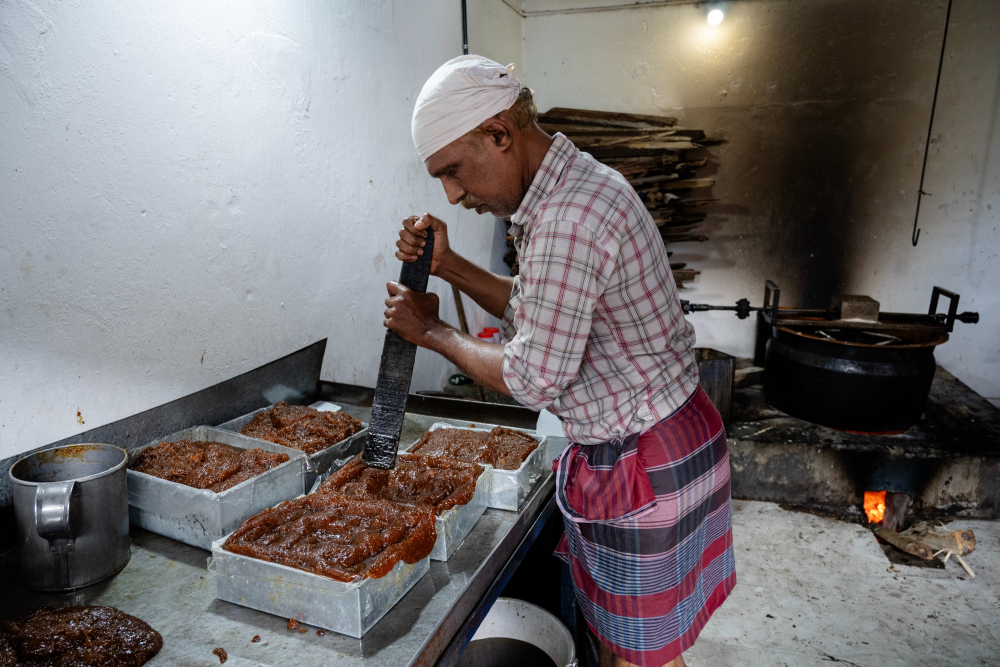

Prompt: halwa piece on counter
xmin=318 ymin=453 xmax=483 ymax=515
xmin=223 ymin=494 xmax=436 ymax=582
xmin=0 ymin=605 xmax=162 ymax=667
xmin=409 ymin=426 xmax=539 ymax=471
xmin=239 ymin=402 xmax=363 ymax=456
xmin=131 ymin=440 xmax=289 ymax=493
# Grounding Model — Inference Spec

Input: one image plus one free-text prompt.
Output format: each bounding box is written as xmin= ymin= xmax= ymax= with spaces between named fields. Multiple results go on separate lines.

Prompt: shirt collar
xmin=508 ymin=133 xmax=576 ymax=236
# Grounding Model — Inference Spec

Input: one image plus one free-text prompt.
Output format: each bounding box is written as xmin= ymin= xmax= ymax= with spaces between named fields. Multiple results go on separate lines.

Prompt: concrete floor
xmin=685 ymin=501 xmax=1000 ymax=667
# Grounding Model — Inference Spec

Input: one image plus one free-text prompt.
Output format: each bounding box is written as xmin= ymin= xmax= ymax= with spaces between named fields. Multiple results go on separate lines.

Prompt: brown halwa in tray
xmin=222 ymin=493 xmax=436 ymax=582
xmin=238 ymin=401 xmax=363 ymax=456
xmin=131 ymin=440 xmax=288 ymax=493
xmin=318 ymin=453 xmax=483 ymax=515
xmin=408 ymin=425 xmax=539 ymax=470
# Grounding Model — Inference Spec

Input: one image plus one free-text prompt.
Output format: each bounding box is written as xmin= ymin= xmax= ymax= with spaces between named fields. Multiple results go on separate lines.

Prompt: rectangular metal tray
xmin=208 ymin=529 xmax=430 ymax=638
xmin=217 ymin=401 xmax=368 ymax=492
xmin=405 ymin=423 xmax=547 ymax=512
xmin=308 ymin=461 xmax=494 ymax=562
xmin=429 ymin=464 xmax=492 ymax=560
xmin=127 ymin=426 xmax=308 ymax=550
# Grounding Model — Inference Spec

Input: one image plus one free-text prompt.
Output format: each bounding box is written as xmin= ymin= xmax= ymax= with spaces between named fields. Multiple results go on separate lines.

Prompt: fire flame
xmin=864 ymin=491 xmax=886 ymax=524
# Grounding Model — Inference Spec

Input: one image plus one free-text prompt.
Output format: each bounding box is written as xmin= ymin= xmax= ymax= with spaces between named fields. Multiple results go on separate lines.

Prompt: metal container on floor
xmin=10 ymin=443 xmax=131 ymax=591
xmin=458 ymin=598 xmax=576 ymax=667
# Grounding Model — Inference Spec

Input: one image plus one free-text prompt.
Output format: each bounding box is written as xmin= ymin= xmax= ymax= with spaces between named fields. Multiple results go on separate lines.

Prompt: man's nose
xmin=441 ymin=178 xmax=465 ymax=206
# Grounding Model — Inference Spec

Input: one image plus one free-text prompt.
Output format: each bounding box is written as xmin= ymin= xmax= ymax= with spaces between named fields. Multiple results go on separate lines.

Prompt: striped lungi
xmin=554 ymin=387 xmax=735 ymax=666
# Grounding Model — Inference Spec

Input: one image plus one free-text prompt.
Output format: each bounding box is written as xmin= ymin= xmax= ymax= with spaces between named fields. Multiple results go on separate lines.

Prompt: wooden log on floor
xmin=875 ymin=522 xmax=978 ymax=577
xmin=900 ymin=522 xmax=976 ymax=556
xmin=873 ymin=525 xmax=935 ymax=560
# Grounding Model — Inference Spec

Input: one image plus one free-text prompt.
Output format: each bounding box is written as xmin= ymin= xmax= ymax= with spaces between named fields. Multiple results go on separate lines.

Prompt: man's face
xmin=425 ymin=127 xmax=524 ymax=218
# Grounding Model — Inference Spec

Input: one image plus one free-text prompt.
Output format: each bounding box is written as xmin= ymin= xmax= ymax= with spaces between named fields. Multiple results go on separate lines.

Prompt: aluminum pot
xmin=10 ymin=443 xmax=131 ymax=591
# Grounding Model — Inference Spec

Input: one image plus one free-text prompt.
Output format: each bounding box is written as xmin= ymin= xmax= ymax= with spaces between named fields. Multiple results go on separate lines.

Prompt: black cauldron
xmin=763 ymin=325 xmax=948 ymax=433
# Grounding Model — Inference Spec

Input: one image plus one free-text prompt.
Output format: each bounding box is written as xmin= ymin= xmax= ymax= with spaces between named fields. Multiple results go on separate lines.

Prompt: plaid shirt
xmin=501 ymin=133 xmax=699 ymax=445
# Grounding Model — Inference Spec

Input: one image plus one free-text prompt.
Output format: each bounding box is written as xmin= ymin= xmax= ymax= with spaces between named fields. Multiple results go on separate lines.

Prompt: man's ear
xmin=480 ymin=117 xmax=514 ymax=152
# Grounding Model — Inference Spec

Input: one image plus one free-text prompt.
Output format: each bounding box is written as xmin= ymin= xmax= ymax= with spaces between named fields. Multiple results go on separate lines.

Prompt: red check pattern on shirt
xmin=501 ymin=133 xmax=700 ymax=445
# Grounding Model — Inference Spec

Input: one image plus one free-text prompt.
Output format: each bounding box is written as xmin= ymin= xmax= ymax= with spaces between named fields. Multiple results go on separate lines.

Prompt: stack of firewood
xmin=532 ymin=107 xmax=719 ymax=288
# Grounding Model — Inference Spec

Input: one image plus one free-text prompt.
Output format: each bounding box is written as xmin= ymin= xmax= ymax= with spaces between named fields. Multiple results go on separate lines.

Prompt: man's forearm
xmin=436 ymin=252 xmax=514 ymax=319
xmin=426 ymin=325 xmax=511 ymax=397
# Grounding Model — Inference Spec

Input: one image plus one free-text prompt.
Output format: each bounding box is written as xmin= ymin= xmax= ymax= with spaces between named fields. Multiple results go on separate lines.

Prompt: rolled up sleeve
xmin=502 ymin=218 xmax=613 ymax=411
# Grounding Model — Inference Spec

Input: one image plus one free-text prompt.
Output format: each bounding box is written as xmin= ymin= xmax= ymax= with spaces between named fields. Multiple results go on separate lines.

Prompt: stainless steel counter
xmin=0 ymin=409 xmax=568 ymax=667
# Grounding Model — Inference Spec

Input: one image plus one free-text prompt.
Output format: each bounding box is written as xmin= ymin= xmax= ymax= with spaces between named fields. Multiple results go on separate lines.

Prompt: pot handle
xmin=35 ymin=480 xmax=77 ymax=542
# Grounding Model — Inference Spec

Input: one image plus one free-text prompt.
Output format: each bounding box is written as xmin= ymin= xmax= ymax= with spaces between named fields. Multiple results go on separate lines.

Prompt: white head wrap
xmin=411 ymin=55 xmax=521 ymax=162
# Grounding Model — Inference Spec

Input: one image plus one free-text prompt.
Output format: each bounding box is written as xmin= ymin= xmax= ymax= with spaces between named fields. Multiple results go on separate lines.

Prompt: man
xmin=385 ymin=55 xmax=735 ymax=667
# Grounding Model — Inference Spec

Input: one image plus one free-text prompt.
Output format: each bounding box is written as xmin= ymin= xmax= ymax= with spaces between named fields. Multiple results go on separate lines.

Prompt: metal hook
xmin=911 ymin=0 xmax=953 ymax=248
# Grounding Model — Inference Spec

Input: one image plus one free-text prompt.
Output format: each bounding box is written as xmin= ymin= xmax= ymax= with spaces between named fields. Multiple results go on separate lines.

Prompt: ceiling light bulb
xmin=707 ymin=9 xmax=724 ymax=25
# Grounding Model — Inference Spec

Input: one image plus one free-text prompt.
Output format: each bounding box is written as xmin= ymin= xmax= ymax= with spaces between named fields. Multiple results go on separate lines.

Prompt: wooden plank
xmin=630 ymin=173 xmax=680 ymax=187
xmin=651 ymin=215 xmax=708 ymax=227
xmin=577 ymin=137 xmax=698 ymax=151
xmin=660 ymin=233 xmax=709 ymax=243
xmin=672 ymin=268 xmax=701 ymax=281
xmin=544 ymin=126 xmax=708 ymax=141
xmin=673 ymin=198 xmax=718 ymax=208
xmin=587 ymin=145 xmax=696 ymax=159
xmin=540 ymin=107 xmax=677 ymax=128
xmin=657 ymin=178 xmax=716 ymax=191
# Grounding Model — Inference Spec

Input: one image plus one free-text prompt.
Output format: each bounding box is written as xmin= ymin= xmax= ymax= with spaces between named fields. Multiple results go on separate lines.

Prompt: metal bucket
xmin=695 ymin=347 xmax=735 ymax=423
xmin=459 ymin=598 xmax=576 ymax=667
xmin=10 ymin=443 xmax=131 ymax=591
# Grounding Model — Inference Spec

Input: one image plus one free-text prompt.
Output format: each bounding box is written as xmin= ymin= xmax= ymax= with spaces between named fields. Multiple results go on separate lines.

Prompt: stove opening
xmin=864 ymin=490 xmax=886 ymax=524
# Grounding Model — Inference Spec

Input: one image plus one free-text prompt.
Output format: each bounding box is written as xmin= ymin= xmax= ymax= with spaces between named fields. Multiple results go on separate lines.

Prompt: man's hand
xmin=384 ymin=281 xmax=446 ymax=346
xmin=395 ymin=214 xmax=453 ymax=276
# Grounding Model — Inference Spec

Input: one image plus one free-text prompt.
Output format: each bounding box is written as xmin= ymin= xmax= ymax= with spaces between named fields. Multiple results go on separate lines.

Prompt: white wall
xmin=0 ymin=0 xmax=499 ymax=459
xmin=421 ymin=0 xmax=525 ymax=390
xmin=520 ymin=0 xmax=1000 ymax=404
xmin=852 ymin=0 xmax=1000 ymax=406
